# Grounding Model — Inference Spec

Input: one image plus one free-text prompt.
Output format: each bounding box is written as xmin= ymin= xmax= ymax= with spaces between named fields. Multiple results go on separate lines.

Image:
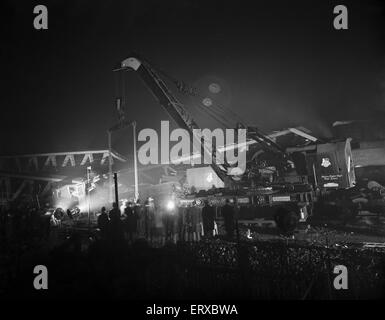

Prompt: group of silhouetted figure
xmin=0 ymin=196 xmax=238 ymax=252
xmin=97 ymin=198 xmax=161 ymax=244
xmin=96 ymin=198 xmax=237 ymax=245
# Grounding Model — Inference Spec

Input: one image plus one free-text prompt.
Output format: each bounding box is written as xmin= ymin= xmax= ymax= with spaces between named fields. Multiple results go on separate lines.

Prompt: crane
xmin=119 ymin=55 xmax=235 ymax=184
xmin=119 ymin=54 xmax=292 ymax=186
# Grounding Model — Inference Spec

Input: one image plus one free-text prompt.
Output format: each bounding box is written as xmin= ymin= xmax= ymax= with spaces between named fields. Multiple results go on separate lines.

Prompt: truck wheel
xmin=274 ymin=207 xmax=299 ymax=235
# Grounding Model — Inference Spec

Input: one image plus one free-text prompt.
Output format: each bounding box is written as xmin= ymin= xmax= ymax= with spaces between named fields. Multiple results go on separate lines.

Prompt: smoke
xmin=79 ymin=184 xmax=110 ymax=213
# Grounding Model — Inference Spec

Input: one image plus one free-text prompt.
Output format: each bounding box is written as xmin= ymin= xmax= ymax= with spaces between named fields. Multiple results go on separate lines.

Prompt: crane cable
xmin=193 ymin=90 xmax=246 ymax=126
xmin=149 ymin=63 xmax=246 ymax=127
xmin=198 ymin=102 xmax=233 ymax=128
xmin=118 ymin=63 xmax=272 ymax=149
xmin=194 ymin=103 xmax=232 ymax=129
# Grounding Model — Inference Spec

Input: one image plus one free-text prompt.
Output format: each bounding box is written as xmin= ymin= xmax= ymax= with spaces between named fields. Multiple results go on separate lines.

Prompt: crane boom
xmin=121 ymin=56 xmax=230 ymax=182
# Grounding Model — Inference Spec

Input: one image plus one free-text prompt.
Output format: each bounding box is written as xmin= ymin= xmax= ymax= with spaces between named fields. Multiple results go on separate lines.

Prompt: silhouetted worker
xmin=109 ymin=202 xmax=121 ymax=221
xmin=66 ymin=209 xmax=73 ymax=220
xmin=144 ymin=198 xmax=155 ymax=241
xmin=97 ymin=206 xmax=109 ymax=239
xmin=134 ymin=199 xmax=144 ymax=237
xmin=177 ymin=205 xmax=187 ymax=242
xmin=201 ymin=200 xmax=215 ymax=238
xmin=108 ymin=202 xmax=124 ymax=242
xmin=185 ymin=204 xmax=193 ymax=241
xmin=163 ymin=205 xmax=174 ymax=242
xmin=222 ymin=199 xmax=235 ymax=239
xmin=124 ymin=202 xmax=137 ymax=242
xmin=191 ymin=201 xmax=202 ymax=241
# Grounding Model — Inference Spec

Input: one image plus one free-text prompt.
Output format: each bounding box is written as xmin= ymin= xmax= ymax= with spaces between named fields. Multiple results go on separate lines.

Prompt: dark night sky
xmin=1 ymin=0 xmax=385 ymax=157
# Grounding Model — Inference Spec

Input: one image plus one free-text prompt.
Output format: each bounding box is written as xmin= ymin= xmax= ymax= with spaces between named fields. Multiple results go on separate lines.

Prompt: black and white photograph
xmin=1 ymin=0 xmax=385 ymax=309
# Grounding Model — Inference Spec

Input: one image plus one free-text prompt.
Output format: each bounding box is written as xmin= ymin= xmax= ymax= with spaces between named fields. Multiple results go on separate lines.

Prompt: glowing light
xmin=72 ymin=207 xmax=81 ymax=215
xmin=321 ymin=158 xmax=331 ymax=168
xmin=166 ymin=200 xmax=175 ymax=211
xmin=78 ymin=204 xmax=87 ymax=212
xmin=120 ymin=199 xmax=127 ymax=213
xmin=300 ymin=208 xmax=305 ymax=220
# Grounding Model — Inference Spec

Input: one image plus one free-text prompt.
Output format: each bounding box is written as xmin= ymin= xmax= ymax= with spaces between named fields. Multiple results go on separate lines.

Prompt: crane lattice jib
xmin=247 ymin=127 xmax=288 ymax=157
xmin=121 ymin=56 xmax=229 ymax=182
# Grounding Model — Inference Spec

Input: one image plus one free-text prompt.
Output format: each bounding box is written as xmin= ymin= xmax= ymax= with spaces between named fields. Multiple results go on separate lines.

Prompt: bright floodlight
xmin=166 ymin=200 xmax=175 ymax=211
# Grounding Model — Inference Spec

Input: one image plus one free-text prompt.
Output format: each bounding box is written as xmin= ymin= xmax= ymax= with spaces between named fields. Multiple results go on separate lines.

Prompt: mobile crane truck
xmin=118 ymin=54 xmax=357 ymax=234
